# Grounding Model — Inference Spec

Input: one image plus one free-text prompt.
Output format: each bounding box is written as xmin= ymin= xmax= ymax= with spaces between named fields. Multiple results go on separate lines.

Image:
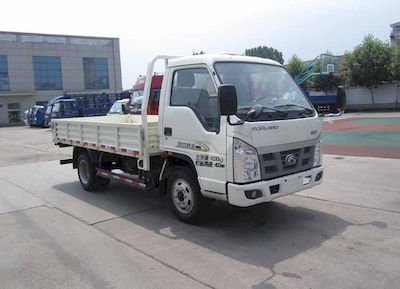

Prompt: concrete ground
xmin=0 ymin=115 xmax=400 ymax=289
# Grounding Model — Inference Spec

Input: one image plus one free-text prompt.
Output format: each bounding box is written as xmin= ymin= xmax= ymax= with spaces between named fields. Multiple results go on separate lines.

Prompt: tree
xmin=245 ymin=46 xmax=284 ymax=64
xmin=342 ymin=35 xmax=393 ymax=104
xmin=286 ymin=54 xmax=310 ymax=89
xmin=313 ymin=73 xmax=342 ymax=93
xmin=286 ymin=54 xmax=307 ymax=77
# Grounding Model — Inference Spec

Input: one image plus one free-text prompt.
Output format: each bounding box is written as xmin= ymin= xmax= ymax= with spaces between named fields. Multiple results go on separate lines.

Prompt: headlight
xmin=313 ymin=135 xmax=322 ymax=166
xmin=233 ymin=138 xmax=261 ymax=183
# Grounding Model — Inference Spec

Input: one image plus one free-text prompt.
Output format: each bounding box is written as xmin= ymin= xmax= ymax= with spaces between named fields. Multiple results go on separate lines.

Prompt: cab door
xmin=161 ymin=66 xmax=227 ymax=195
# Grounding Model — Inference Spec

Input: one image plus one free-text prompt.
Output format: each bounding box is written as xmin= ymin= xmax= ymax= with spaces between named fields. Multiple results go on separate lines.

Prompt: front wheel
xmin=167 ymin=168 xmax=208 ymax=224
xmin=77 ymin=152 xmax=109 ymax=191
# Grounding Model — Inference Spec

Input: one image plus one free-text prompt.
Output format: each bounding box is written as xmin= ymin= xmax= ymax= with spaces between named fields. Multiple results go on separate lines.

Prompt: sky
xmin=1 ymin=0 xmax=399 ymax=89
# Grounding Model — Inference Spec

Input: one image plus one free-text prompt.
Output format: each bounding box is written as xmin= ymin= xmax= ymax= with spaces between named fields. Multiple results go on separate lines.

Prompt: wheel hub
xmin=177 ymin=191 xmax=185 ymax=202
xmin=172 ymin=179 xmax=194 ymax=215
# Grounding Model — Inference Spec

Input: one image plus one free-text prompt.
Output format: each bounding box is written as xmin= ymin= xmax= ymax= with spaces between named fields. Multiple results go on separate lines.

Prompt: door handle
xmin=164 ymin=127 xmax=172 ymax=136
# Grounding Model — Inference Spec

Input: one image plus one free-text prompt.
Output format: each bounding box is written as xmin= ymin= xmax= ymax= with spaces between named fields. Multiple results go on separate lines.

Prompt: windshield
xmin=52 ymin=101 xmax=77 ymax=113
xmin=108 ymin=102 xmax=117 ymax=113
xmin=108 ymin=102 xmax=122 ymax=114
xmin=62 ymin=101 xmax=78 ymax=110
xmin=131 ymin=90 xmax=143 ymax=102
xmin=214 ymin=62 xmax=314 ymax=120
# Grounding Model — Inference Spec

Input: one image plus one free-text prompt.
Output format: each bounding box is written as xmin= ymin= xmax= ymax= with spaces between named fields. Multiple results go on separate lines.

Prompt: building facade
xmin=0 ymin=31 xmax=122 ymax=125
xmin=390 ymin=22 xmax=400 ymax=47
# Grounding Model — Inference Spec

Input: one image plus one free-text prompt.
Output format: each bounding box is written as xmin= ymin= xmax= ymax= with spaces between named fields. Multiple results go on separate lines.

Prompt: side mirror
xmin=219 ymin=85 xmax=237 ymax=116
xmin=336 ymin=86 xmax=346 ymax=110
xmin=121 ymin=104 xmax=127 ymax=114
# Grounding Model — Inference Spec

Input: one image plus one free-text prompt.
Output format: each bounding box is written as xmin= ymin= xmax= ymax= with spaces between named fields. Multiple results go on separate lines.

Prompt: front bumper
xmin=227 ymin=166 xmax=323 ymax=207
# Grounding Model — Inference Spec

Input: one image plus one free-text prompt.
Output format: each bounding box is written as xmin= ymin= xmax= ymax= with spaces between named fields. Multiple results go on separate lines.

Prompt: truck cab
xmin=51 ymin=98 xmax=81 ymax=119
xmin=45 ymin=96 xmax=78 ymax=126
xmin=107 ymin=99 xmax=130 ymax=115
xmin=157 ymin=55 xmax=324 ymax=208
xmin=28 ymin=105 xmax=46 ymax=127
xmin=130 ymin=74 xmax=163 ymax=115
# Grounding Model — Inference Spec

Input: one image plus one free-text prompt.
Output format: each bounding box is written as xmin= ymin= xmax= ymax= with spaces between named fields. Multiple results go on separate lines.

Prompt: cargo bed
xmin=52 ymin=114 xmax=161 ymax=157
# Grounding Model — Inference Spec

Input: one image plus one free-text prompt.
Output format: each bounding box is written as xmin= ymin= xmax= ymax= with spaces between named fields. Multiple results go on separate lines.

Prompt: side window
xmin=170 ymin=68 xmax=219 ymax=132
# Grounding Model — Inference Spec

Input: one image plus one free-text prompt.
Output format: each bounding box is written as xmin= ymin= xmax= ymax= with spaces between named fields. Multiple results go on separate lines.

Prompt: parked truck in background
xmin=27 ymin=105 xmax=46 ymax=127
xmin=130 ymin=74 xmax=163 ymax=115
xmin=23 ymin=108 xmax=32 ymax=126
xmin=107 ymin=98 xmax=131 ymax=115
xmin=305 ymin=89 xmax=346 ymax=114
xmin=53 ymin=54 xmax=345 ymax=223
xmin=44 ymin=93 xmax=121 ymax=126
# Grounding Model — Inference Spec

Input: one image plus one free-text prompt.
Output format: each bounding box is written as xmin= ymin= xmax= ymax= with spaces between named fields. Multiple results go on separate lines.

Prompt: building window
xmin=8 ymin=103 xmax=20 ymax=123
xmin=0 ymin=55 xmax=10 ymax=91
xmin=0 ymin=33 xmax=17 ymax=42
xmin=83 ymin=57 xmax=109 ymax=89
xmin=71 ymin=38 xmax=111 ymax=47
xmin=32 ymin=56 xmax=63 ymax=90
xmin=21 ymin=35 xmax=66 ymax=44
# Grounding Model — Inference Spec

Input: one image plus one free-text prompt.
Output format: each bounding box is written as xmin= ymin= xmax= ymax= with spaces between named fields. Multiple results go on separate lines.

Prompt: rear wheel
xmin=77 ymin=152 xmax=109 ymax=191
xmin=167 ymin=168 xmax=208 ymax=224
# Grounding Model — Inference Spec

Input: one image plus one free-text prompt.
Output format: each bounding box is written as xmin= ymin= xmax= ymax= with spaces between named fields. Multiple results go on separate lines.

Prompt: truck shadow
xmin=53 ymin=181 xmax=356 ymax=288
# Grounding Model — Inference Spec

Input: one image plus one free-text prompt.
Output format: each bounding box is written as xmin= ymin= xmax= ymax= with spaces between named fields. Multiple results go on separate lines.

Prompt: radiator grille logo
xmin=285 ymin=153 xmax=297 ymax=166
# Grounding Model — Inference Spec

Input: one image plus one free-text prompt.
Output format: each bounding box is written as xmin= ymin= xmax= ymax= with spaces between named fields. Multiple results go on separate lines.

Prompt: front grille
xmin=260 ymin=145 xmax=315 ymax=180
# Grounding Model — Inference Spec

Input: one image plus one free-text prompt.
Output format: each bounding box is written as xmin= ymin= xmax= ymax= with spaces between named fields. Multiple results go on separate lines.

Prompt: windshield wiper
xmin=262 ymin=106 xmax=288 ymax=116
xmin=237 ymin=105 xmax=288 ymax=116
xmin=273 ymin=104 xmax=314 ymax=114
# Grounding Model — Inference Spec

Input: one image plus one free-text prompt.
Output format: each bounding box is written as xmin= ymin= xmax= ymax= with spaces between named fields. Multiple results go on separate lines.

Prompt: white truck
xmin=52 ymin=54 xmax=345 ymax=223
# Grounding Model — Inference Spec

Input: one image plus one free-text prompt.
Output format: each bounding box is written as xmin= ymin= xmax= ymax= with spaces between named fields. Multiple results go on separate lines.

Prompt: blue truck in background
xmin=26 ymin=105 xmax=46 ymax=127
xmin=304 ymin=88 xmax=346 ymax=115
xmin=43 ymin=92 xmax=122 ymax=127
xmin=305 ymin=91 xmax=338 ymax=113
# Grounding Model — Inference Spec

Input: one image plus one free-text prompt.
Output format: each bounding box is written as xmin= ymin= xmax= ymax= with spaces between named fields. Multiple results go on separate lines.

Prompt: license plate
xmin=303 ymin=176 xmax=312 ymax=185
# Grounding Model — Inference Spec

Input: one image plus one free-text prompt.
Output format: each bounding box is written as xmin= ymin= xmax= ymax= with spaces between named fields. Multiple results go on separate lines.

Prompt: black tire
xmin=77 ymin=152 xmax=109 ymax=191
xmin=167 ymin=167 xmax=209 ymax=224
